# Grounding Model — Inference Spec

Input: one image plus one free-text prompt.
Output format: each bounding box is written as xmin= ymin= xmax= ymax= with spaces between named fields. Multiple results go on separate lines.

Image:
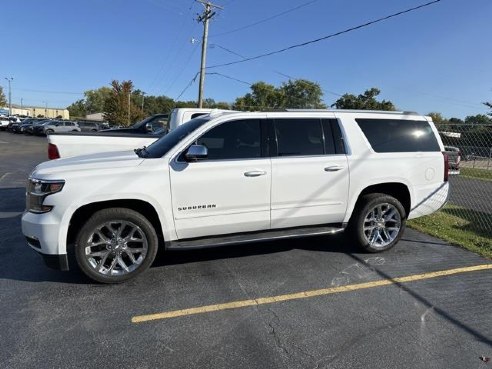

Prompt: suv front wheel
xmin=349 ymin=193 xmax=406 ymax=252
xmin=75 ymin=208 xmax=158 ymax=283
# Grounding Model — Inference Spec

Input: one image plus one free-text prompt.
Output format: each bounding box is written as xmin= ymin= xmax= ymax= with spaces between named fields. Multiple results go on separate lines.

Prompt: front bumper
xmin=34 ymin=250 xmax=69 ymax=271
xmin=22 ymin=211 xmax=69 ymax=270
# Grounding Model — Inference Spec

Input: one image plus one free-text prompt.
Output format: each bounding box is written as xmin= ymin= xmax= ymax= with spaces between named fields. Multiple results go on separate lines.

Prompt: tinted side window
xmin=197 ymin=119 xmax=261 ymax=160
xmin=191 ymin=113 xmax=207 ymax=119
xmin=275 ymin=119 xmax=323 ymax=156
xmin=356 ymin=119 xmax=440 ymax=153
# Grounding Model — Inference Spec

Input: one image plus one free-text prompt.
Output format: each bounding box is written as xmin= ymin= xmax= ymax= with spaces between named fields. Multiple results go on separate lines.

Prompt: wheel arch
xmin=349 ymin=182 xmax=411 ymax=221
xmin=66 ymin=199 xmax=165 ymax=250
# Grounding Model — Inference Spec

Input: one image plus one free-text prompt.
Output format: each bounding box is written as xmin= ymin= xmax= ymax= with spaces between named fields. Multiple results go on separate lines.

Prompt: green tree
xmin=202 ymin=98 xmax=231 ymax=110
xmin=0 ymin=86 xmax=6 ymax=107
xmin=464 ymin=114 xmax=492 ymax=125
xmin=233 ymin=79 xmax=325 ymax=111
xmin=448 ymin=117 xmax=464 ymax=124
xmin=104 ymin=80 xmax=145 ymax=126
xmin=331 ymin=88 xmax=395 ymax=111
xmin=142 ymin=95 xmax=175 ymax=115
xmin=484 ymin=101 xmax=492 ymax=116
xmin=85 ymin=87 xmax=112 ymax=114
xmin=67 ymin=99 xmax=86 ymax=118
xmin=233 ymin=82 xmax=281 ymax=110
xmin=427 ymin=112 xmax=447 ymax=125
xmin=280 ymin=79 xmax=326 ymax=109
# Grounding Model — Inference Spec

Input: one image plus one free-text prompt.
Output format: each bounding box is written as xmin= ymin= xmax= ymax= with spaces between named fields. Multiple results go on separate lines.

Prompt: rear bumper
xmin=408 ymin=182 xmax=449 ymax=219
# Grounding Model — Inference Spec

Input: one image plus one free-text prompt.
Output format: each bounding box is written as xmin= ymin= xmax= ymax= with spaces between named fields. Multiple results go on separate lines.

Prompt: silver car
xmin=44 ymin=121 xmax=81 ymax=135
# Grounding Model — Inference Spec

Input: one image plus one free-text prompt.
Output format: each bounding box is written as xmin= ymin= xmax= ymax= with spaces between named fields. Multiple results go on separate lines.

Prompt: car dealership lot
xmin=0 ymin=131 xmax=491 ymax=369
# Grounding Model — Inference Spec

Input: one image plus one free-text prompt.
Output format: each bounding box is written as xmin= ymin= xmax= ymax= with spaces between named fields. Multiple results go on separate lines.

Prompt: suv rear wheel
xmin=45 ymin=129 xmax=54 ymax=134
xmin=75 ymin=208 xmax=158 ymax=283
xmin=349 ymin=193 xmax=406 ymax=252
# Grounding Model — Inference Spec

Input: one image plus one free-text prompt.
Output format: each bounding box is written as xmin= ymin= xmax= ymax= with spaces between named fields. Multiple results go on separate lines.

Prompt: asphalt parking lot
xmin=1 ymin=131 xmax=491 ymax=369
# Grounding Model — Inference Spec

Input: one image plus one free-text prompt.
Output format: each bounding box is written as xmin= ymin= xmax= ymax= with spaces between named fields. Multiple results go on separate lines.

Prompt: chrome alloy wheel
xmin=84 ymin=221 xmax=148 ymax=276
xmin=362 ymin=203 xmax=401 ymax=249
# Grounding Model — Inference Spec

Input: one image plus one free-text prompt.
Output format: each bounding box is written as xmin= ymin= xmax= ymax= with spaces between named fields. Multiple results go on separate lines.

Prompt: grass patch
xmin=408 ymin=204 xmax=492 ymax=259
xmin=460 ymin=167 xmax=492 ymax=181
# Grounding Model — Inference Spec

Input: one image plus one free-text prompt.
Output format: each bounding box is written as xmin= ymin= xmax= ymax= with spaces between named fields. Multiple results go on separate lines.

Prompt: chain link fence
xmin=437 ymin=123 xmax=492 ymax=237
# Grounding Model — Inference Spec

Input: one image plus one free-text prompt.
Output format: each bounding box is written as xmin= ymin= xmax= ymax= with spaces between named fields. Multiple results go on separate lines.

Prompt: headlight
xmin=26 ymin=178 xmax=65 ymax=213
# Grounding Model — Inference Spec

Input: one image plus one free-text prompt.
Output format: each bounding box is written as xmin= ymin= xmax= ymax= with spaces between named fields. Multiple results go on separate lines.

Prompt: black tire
xmin=75 ymin=208 xmax=158 ymax=284
xmin=348 ymin=193 xmax=406 ymax=253
xmin=45 ymin=129 xmax=54 ymax=134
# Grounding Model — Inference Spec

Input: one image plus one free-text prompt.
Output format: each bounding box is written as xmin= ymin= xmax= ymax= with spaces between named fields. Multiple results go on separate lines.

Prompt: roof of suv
xmin=207 ymin=109 xmax=422 ymax=120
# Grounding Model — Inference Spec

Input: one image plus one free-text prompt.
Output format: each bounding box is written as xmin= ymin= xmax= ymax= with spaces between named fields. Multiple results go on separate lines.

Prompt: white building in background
xmin=1 ymin=105 xmax=70 ymax=119
xmin=29 ymin=106 xmax=69 ymax=119
xmin=8 ymin=106 xmax=31 ymax=116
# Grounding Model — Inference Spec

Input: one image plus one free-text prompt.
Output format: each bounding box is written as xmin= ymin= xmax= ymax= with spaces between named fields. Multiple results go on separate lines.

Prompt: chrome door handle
xmin=324 ymin=165 xmax=344 ymax=172
xmin=244 ymin=170 xmax=267 ymax=177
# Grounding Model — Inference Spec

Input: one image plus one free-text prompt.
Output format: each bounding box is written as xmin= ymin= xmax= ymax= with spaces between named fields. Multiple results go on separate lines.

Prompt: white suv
xmin=22 ymin=110 xmax=449 ymax=283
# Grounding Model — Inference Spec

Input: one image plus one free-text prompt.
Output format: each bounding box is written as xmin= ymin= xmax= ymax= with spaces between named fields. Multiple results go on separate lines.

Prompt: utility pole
xmin=196 ymin=0 xmax=223 ymax=108
xmin=141 ymin=92 xmax=146 ymax=111
xmin=5 ymin=77 xmax=13 ymax=115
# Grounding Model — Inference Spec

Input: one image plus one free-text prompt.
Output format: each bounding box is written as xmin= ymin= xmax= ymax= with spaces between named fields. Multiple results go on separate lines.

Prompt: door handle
xmin=244 ymin=170 xmax=267 ymax=177
xmin=324 ymin=165 xmax=344 ymax=172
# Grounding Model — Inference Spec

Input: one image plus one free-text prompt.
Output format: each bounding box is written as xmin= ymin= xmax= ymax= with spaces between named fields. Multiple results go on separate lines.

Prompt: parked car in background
xmin=101 ymin=114 xmax=169 ymax=134
xmin=7 ymin=117 xmax=23 ymax=132
xmin=12 ymin=118 xmax=39 ymax=133
xmin=444 ymin=145 xmax=461 ymax=171
xmin=25 ymin=119 xmax=51 ymax=135
xmin=0 ymin=116 xmax=9 ymax=130
xmin=32 ymin=120 xmax=56 ymax=136
xmin=77 ymin=121 xmax=110 ymax=132
xmin=46 ymin=108 xmax=222 ymax=159
xmin=44 ymin=121 xmax=81 ymax=135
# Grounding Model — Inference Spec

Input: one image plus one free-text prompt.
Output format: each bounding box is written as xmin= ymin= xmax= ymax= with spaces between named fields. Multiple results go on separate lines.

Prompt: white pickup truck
xmin=23 ymin=109 xmax=449 ymax=283
xmin=47 ymin=108 xmax=217 ymax=159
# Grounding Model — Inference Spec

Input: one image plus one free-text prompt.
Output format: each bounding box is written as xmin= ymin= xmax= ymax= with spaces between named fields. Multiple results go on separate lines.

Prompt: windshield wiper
xmin=134 ymin=146 xmax=150 ymax=158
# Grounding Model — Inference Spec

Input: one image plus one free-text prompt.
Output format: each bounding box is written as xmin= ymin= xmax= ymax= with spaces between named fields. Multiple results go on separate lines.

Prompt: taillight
xmin=442 ymin=152 xmax=449 ymax=182
xmin=48 ymin=143 xmax=60 ymax=160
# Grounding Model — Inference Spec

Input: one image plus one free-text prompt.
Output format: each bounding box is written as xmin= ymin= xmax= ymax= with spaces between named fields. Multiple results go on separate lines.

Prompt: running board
xmin=167 ymin=225 xmax=345 ymax=250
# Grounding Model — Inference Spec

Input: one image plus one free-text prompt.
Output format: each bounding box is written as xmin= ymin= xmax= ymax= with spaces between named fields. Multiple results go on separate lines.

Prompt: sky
xmin=1 ymin=0 xmax=491 ymax=118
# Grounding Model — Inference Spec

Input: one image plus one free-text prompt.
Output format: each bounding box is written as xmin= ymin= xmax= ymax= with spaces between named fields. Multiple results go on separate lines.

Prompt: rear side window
xmin=191 ymin=113 xmax=207 ymax=119
xmin=275 ymin=119 xmax=324 ymax=156
xmin=356 ymin=119 xmax=440 ymax=152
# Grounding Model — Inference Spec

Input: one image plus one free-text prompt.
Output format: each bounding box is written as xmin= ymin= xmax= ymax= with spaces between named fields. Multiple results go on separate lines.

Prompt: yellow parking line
xmin=131 ymin=264 xmax=492 ymax=324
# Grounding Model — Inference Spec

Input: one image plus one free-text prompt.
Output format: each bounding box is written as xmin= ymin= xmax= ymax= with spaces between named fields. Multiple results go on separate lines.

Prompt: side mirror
xmin=185 ymin=145 xmax=208 ymax=161
xmin=145 ymin=123 xmax=153 ymax=132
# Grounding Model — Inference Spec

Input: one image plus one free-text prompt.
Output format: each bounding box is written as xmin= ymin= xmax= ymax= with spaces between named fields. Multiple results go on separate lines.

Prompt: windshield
xmin=137 ymin=117 xmax=210 ymax=158
xmin=129 ymin=114 xmax=167 ymax=129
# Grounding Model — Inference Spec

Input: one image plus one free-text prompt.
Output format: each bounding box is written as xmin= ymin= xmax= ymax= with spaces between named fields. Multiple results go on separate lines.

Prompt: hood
xmin=33 ymin=150 xmax=144 ymax=178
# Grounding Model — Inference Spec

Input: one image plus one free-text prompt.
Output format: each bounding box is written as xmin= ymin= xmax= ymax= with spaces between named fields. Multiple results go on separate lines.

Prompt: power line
xmin=211 ymin=0 xmax=321 ymax=38
xmin=163 ymin=44 xmax=199 ymax=94
xmin=208 ymin=0 xmax=442 ymax=69
xmin=175 ymin=72 xmax=200 ymax=101
xmin=146 ymin=1 xmax=199 ymax=93
xmin=206 ymin=72 xmax=251 ymax=85
xmin=210 ymin=43 xmax=343 ymax=97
